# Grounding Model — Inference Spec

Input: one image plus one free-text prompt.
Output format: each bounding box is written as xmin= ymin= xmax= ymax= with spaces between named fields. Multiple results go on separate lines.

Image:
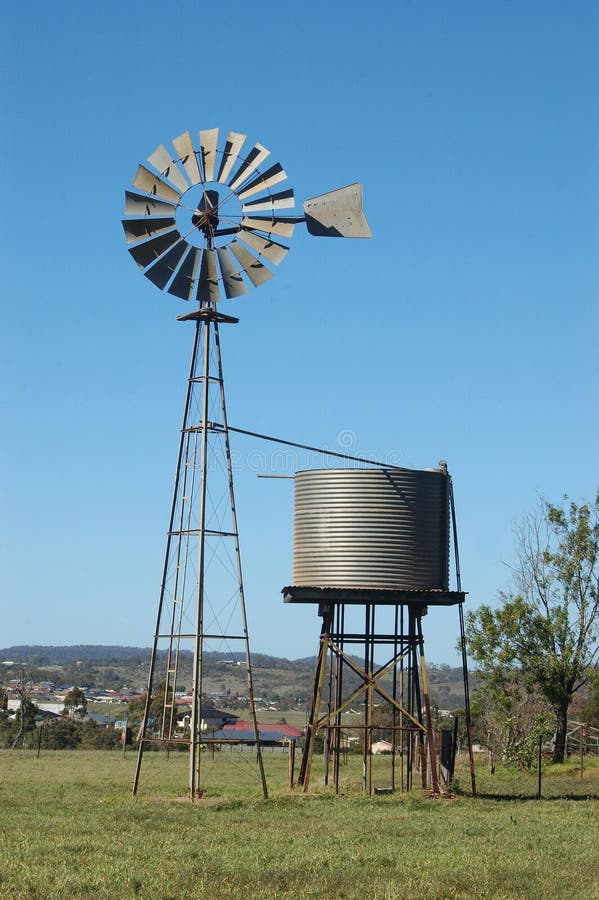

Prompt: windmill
xmin=122 ymin=127 xmax=371 ymax=799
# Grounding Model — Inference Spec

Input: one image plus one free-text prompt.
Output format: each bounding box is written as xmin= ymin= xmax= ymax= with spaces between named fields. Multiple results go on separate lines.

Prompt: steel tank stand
xmin=297 ymin=599 xmax=440 ymax=795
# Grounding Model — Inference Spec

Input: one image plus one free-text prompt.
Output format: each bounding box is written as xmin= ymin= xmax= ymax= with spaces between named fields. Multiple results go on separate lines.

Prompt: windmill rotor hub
xmin=191 ymin=206 xmax=220 ymax=239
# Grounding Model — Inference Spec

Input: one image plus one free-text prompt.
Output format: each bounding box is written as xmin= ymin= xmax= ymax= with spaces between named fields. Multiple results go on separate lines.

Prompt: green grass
xmin=0 ymin=750 xmax=597 ymax=898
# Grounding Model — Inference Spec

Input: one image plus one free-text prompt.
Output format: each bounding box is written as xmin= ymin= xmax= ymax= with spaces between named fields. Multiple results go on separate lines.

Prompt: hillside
xmin=0 ymin=646 xmax=469 ymax=710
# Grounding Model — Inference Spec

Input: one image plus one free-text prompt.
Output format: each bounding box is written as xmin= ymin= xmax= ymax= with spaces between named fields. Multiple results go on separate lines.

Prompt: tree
xmin=10 ymin=669 xmax=40 ymax=749
xmin=40 ymin=718 xmax=82 ymax=750
xmin=127 ymin=681 xmax=173 ymax=734
xmin=466 ymin=492 xmax=599 ymax=763
xmin=579 ymin=671 xmax=599 ymax=727
xmin=62 ymin=686 xmax=87 ymax=719
xmin=471 ymin=672 xmax=553 ymax=768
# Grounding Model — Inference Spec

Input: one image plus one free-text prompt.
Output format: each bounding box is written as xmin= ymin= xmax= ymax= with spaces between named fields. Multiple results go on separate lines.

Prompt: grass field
xmin=1 ymin=749 xmax=597 ymax=899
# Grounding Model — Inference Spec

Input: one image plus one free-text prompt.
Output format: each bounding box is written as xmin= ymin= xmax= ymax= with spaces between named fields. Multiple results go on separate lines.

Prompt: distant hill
xmin=0 ymin=646 xmax=469 ymax=709
xmin=0 ymin=645 xmax=315 ymax=668
xmin=0 ymin=645 xmax=151 ymax=664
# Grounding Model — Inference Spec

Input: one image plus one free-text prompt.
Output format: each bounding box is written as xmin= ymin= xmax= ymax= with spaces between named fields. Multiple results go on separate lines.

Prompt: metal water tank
xmin=293 ymin=467 xmax=449 ymax=591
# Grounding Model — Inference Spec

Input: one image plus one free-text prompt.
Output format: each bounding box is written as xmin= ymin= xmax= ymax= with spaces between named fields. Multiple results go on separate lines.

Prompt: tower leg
xmin=416 ymin=611 xmax=440 ymax=793
xmin=298 ymin=603 xmax=333 ymax=791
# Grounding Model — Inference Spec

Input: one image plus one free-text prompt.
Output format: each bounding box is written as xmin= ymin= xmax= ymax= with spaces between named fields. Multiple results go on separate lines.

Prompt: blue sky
xmin=1 ymin=1 xmax=597 ymax=664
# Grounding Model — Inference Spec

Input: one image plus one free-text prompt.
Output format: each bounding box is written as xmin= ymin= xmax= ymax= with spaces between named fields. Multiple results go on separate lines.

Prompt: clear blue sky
xmin=1 ymin=1 xmax=597 ymax=664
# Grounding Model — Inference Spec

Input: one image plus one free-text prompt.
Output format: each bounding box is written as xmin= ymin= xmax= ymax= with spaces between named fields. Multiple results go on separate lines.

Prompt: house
xmin=371 ymin=740 xmax=394 ymax=755
xmin=208 ymin=721 xmax=304 ymax=749
xmin=174 ymin=706 xmax=239 ymax=734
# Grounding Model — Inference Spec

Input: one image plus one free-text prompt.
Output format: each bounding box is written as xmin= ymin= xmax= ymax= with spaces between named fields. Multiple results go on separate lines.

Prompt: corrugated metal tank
xmin=293 ymin=467 xmax=449 ymax=591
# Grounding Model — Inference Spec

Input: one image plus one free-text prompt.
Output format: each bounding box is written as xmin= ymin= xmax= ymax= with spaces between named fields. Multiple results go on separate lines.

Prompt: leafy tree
xmin=466 ymin=492 xmax=599 ymax=763
xmin=127 ymin=681 xmax=173 ymax=734
xmin=579 ymin=671 xmax=599 ymax=727
xmin=79 ymin=720 xmax=121 ymax=750
xmin=62 ymin=686 xmax=87 ymax=719
xmin=471 ymin=674 xmax=552 ymax=768
xmin=40 ymin=718 xmax=82 ymax=750
xmin=126 ymin=692 xmax=148 ymax=725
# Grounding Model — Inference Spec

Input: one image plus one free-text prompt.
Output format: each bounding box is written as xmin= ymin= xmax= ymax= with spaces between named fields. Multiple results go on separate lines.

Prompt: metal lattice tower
xmin=131 ymin=304 xmax=269 ymax=798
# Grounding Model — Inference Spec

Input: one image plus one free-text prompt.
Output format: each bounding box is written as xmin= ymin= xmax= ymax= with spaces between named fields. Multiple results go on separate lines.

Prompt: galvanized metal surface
xmin=237 ymin=162 xmax=287 ymax=200
xmin=217 ymin=131 xmax=247 ymax=184
xmin=238 ymin=229 xmax=289 ymax=265
xmin=197 ymin=248 xmax=220 ymax=303
xmin=228 ymin=241 xmax=273 ymax=287
xmin=168 ymin=247 xmax=201 ymax=301
xmin=143 ymin=241 xmax=188 ymax=290
xmin=172 ymin=130 xmax=202 ymax=185
xmin=293 ymin=468 xmax=449 ymax=591
xmin=241 ymin=188 xmax=295 ymax=212
xmin=147 ymin=144 xmax=190 ymax=193
xmin=132 ymin=164 xmax=182 ymax=204
xmin=240 ymin=216 xmax=295 ymax=238
xmin=304 ymin=183 xmax=371 ymax=238
xmin=216 ymin=247 xmax=249 ymax=298
xmin=199 ymin=128 xmax=219 ymax=181
xmin=228 ymin=142 xmax=270 ymax=192
xmin=122 ymin=216 xmax=176 ymax=244
xmin=128 ymin=229 xmax=181 ymax=269
xmin=124 ymin=190 xmax=176 ymax=218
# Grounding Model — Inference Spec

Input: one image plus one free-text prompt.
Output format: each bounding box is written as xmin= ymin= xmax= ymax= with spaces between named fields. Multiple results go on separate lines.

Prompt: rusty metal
xmin=416 ymin=614 xmax=440 ymax=793
xmin=298 ymin=599 xmax=441 ymax=795
xmin=449 ymin=476 xmax=477 ymax=797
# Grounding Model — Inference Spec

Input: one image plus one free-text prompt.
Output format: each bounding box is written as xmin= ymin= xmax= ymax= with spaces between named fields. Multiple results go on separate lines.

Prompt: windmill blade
xmin=148 ymin=144 xmax=190 ymax=193
xmin=122 ymin=217 xmax=176 ymax=244
xmin=124 ymin=190 xmax=177 ymax=218
xmin=196 ymin=248 xmax=220 ymax=303
xmin=238 ymin=230 xmax=289 ymax=265
xmin=217 ymin=132 xmax=247 ymax=184
xmin=228 ymin=143 xmax=270 ymax=192
xmin=236 ymin=162 xmax=287 ymax=201
xmin=241 ymin=216 xmax=295 ymax=239
xmin=172 ymin=130 xmax=202 ymax=185
xmin=144 ymin=241 xmax=188 ymax=290
xmin=128 ymin=229 xmax=182 ymax=269
xmin=241 ymin=188 xmax=295 ymax=213
xmin=216 ymin=248 xmax=249 ymax=299
xmin=228 ymin=240 xmax=273 ymax=287
xmin=199 ymin=128 xmax=219 ymax=181
xmin=303 ymin=183 xmax=371 ymax=238
xmin=132 ymin=165 xmax=182 ymax=204
xmin=168 ymin=247 xmax=201 ymax=301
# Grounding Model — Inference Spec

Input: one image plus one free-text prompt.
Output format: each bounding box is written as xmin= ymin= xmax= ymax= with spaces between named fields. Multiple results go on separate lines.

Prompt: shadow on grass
xmin=473 ymin=791 xmax=599 ymax=802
